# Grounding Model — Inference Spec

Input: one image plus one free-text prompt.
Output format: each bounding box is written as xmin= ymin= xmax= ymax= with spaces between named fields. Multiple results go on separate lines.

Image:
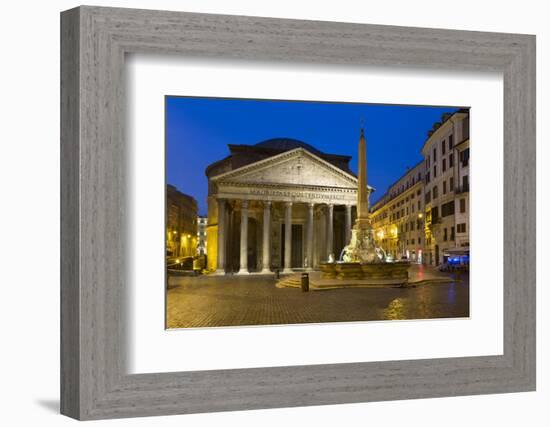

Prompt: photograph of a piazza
xmin=165 ymin=97 xmax=470 ymax=329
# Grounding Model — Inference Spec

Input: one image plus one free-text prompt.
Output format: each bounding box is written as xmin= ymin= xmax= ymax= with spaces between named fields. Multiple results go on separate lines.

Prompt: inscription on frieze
xmin=249 ymin=188 xmax=349 ymax=201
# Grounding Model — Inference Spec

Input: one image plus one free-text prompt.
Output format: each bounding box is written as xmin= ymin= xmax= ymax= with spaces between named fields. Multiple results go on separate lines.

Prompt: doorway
xmin=281 ymin=223 xmax=304 ymax=269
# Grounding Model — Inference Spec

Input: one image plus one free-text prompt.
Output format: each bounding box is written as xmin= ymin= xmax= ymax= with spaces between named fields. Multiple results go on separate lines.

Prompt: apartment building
xmin=422 ymin=109 xmax=470 ymax=265
xmin=371 ymin=161 xmax=425 ymax=263
xmin=371 ymin=108 xmax=470 ymax=266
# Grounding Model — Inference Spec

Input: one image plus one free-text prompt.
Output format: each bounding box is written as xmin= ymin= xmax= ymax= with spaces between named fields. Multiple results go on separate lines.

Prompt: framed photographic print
xmin=61 ymin=6 xmax=536 ymax=420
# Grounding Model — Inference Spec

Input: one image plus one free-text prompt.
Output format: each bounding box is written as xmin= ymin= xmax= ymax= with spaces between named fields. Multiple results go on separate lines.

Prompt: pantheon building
xmin=205 ymin=138 xmax=372 ymax=274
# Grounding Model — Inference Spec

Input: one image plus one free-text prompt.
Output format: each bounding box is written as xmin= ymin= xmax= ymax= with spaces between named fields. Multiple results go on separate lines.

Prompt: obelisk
xmin=356 ymin=128 xmax=370 ymax=227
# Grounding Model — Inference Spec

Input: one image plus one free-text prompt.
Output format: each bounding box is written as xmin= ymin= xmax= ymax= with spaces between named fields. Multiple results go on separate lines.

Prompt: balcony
xmin=428 ymin=218 xmax=441 ymax=230
xmin=454 ymin=184 xmax=469 ymax=194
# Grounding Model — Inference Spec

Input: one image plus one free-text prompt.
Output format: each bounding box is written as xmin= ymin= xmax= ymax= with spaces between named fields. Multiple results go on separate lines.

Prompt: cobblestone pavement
xmin=166 ymin=265 xmax=469 ymax=329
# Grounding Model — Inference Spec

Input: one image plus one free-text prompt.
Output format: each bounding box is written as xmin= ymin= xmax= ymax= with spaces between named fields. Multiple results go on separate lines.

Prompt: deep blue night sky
xmin=166 ymin=96 xmax=459 ymax=216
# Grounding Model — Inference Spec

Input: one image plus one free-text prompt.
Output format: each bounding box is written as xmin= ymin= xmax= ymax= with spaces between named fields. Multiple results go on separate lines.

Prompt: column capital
xmin=263 ymin=200 xmax=272 ymax=208
xmin=241 ymin=199 xmax=249 ymax=209
xmin=285 ymin=201 xmax=293 ymax=208
xmin=307 ymin=202 xmax=315 ymax=209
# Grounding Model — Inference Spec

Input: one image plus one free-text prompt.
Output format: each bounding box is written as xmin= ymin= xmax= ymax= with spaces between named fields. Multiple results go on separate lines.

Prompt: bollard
xmin=301 ymin=272 xmax=309 ymax=292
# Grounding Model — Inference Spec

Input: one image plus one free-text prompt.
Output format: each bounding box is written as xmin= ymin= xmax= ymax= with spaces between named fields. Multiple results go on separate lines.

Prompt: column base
xmin=282 ymin=268 xmax=294 ymax=275
xmin=258 ymin=268 xmax=273 ymax=275
xmin=236 ymin=269 xmax=250 ymax=275
xmin=212 ymin=269 xmax=226 ymax=276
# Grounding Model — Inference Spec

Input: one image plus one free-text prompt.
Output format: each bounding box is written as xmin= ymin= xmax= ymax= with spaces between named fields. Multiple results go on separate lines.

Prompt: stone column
xmin=215 ymin=198 xmax=226 ymax=274
xmin=237 ymin=200 xmax=249 ymax=274
xmin=283 ymin=202 xmax=293 ymax=274
xmin=326 ymin=203 xmax=334 ymax=260
xmin=260 ymin=201 xmax=272 ymax=274
xmin=306 ymin=203 xmax=314 ymax=271
xmin=345 ymin=204 xmax=352 ymax=244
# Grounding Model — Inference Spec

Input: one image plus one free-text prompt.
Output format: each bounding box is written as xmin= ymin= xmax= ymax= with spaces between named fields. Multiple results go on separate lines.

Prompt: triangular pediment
xmin=211 ymin=148 xmax=358 ymax=189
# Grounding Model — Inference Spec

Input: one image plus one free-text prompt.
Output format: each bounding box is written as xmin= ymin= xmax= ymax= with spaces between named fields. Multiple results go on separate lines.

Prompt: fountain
xmin=319 ymin=127 xmax=411 ymax=286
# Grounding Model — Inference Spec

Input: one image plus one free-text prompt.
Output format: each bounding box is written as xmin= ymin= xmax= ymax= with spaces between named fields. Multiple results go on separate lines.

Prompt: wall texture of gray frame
xmin=60 ymin=6 xmax=536 ymax=420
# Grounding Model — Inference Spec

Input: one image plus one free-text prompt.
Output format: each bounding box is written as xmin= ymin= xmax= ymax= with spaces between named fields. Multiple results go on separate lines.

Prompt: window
xmin=433 ymin=185 xmax=438 ymax=199
xmin=449 ymin=134 xmax=453 ymax=150
xmin=442 ymin=139 xmax=446 ymax=155
xmin=431 ymin=206 xmax=439 ymax=223
xmin=462 ymin=175 xmax=469 ymax=191
xmin=450 ymin=177 xmax=454 ymax=191
xmin=441 ymin=200 xmax=455 ymax=217
xmin=442 ymin=158 xmax=446 ymax=172
xmin=451 ymin=226 xmax=455 ymax=241
xmin=449 ymin=153 xmax=454 ymax=167
xmin=444 ymin=228 xmax=448 ymax=241
xmin=457 ymin=223 xmax=467 ymax=233
xmin=433 ymin=165 xmax=437 ymax=178
xmin=460 ymin=148 xmax=470 ymax=166
xmin=433 ymin=147 xmax=437 ymax=161
xmin=460 ymin=198 xmax=466 ymax=213
xmin=411 ymin=238 xmax=415 ymax=245
xmin=463 ymin=117 xmax=470 ymax=139
xmin=425 ymin=191 xmax=431 ymax=204
xmin=410 ymin=221 xmax=414 ymax=231
xmin=418 ymin=200 xmax=421 ymax=210
xmin=443 ymin=181 xmax=447 ymax=195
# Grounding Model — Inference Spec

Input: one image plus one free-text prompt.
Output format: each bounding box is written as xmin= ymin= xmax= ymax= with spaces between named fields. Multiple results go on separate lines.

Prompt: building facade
xmin=370 ymin=109 xmax=470 ymax=266
xmin=422 ymin=109 xmax=470 ymax=266
xmin=371 ymin=161 xmax=425 ymax=262
xmin=205 ymin=138 xmax=372 ymax=274
xmin=166 ymin=184 xmax=198 ymax=258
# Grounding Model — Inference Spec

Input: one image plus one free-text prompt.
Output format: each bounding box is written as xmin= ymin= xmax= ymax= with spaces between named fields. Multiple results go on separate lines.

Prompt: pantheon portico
xmin=205 ymin=138 xmax=373 ymax=274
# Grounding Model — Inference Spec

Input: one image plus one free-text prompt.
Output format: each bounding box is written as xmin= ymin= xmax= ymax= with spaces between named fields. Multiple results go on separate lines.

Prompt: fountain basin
xmin=319 ymin=263 xmax=338 ymax=279
xmin=320 ymin=261 xmax=411 ymax=286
